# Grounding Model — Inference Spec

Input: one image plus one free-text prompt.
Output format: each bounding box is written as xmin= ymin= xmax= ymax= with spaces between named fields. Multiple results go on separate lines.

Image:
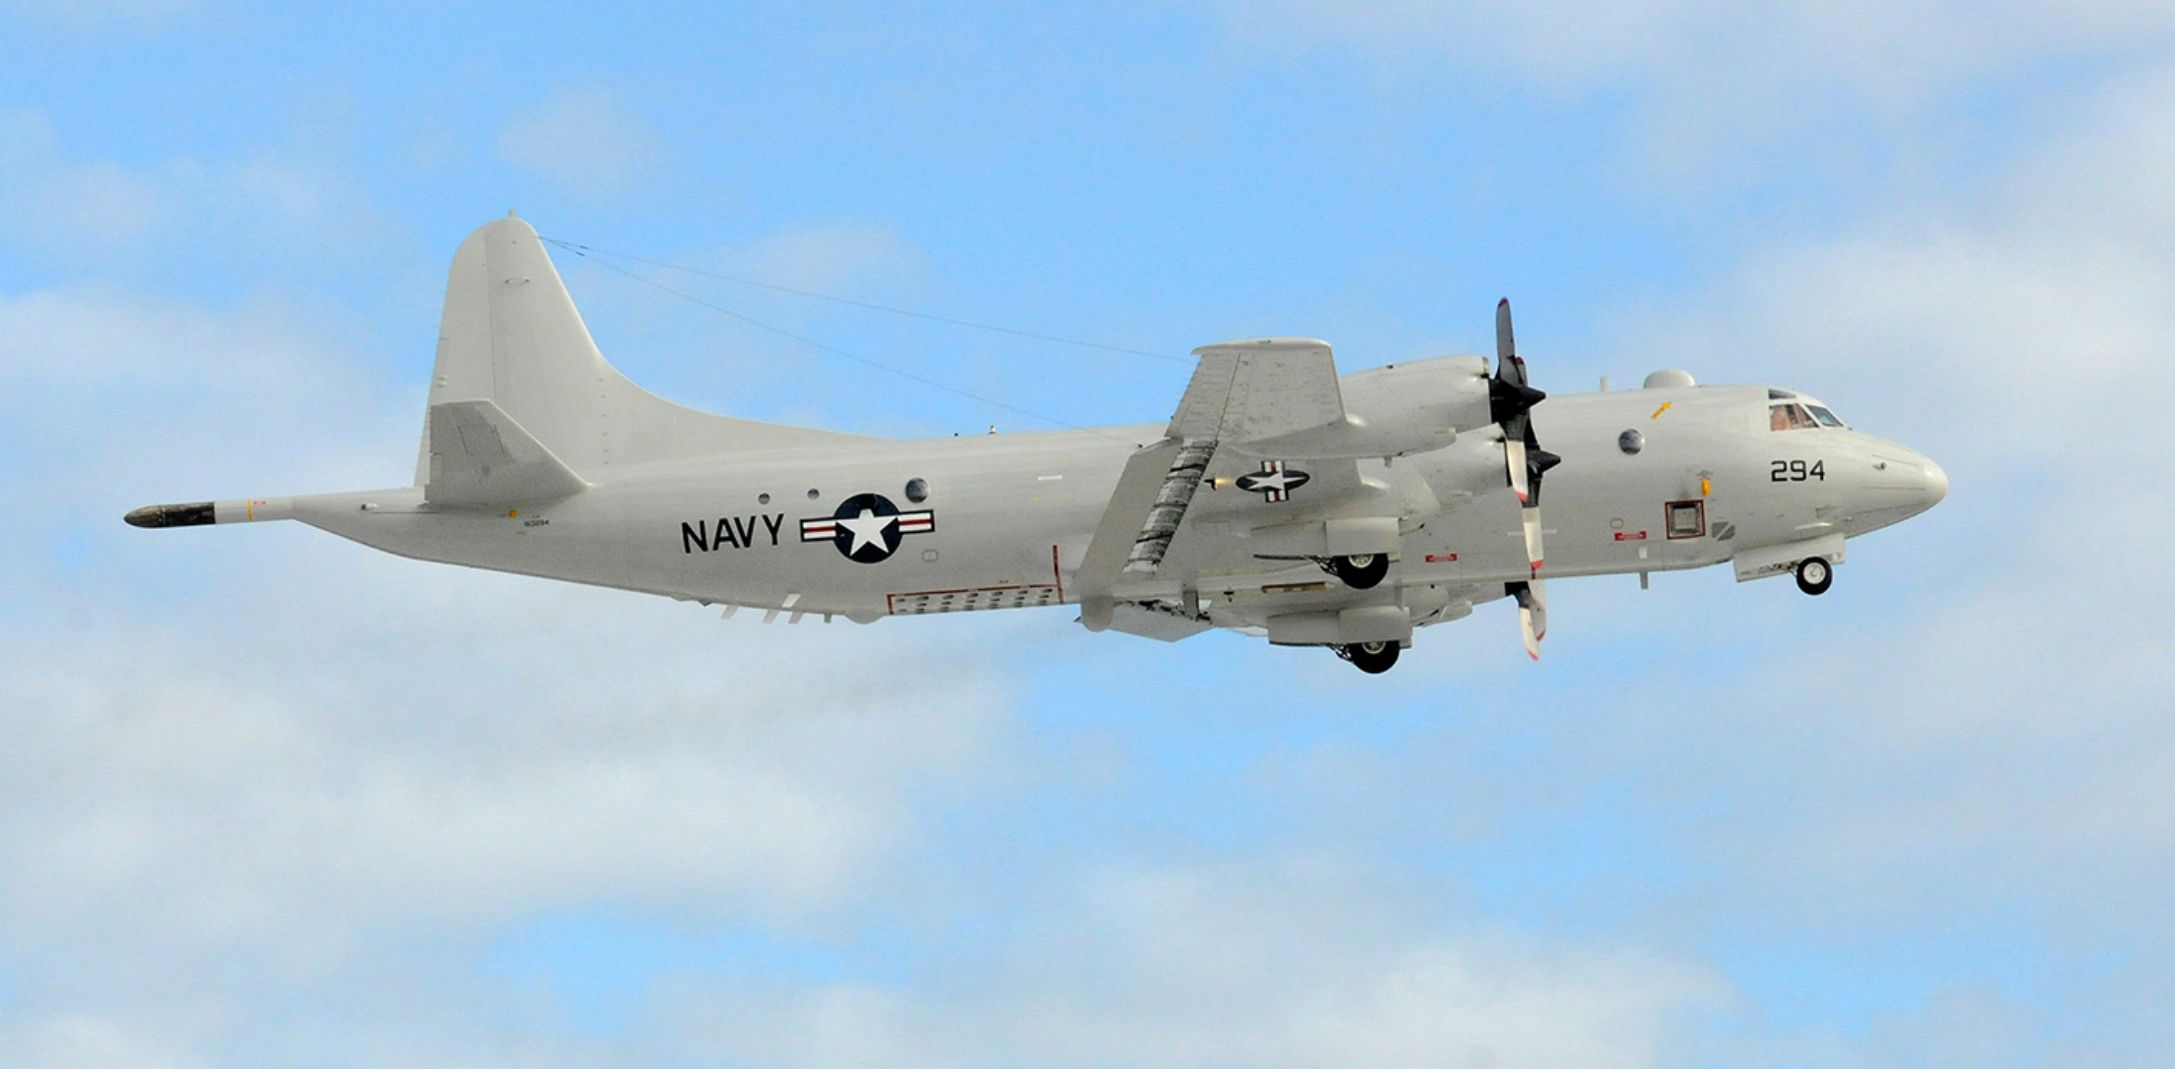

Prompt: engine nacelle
xmin=1334 ymin=356 xmax=1495 ymax=458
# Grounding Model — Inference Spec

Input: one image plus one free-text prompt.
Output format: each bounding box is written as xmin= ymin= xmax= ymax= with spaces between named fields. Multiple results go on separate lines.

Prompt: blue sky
xmin=4 ymin=3 xmax=2174 ymax=1067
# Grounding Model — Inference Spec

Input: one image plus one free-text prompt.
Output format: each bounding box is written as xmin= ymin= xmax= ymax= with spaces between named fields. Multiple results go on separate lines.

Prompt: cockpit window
xmin=1767 ymin=388 xmax=1798 ymax=400
xmin=1806 ymin=404 xmax=1844 ymax=428
xmin=1769 ymin=403 xmax=1817 ymax=431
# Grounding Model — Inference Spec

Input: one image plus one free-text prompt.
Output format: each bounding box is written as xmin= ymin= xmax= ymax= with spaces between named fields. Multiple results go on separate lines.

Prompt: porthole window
xmin=1618 ymin=429 xmax=1643 ymax=455
xmin=757 ymin=492 xmax=771 ymax=505
xmin=806 ymin=488 xmax=820 ymax=500
xmin=904 ymin=477 xmax=929 ymax=503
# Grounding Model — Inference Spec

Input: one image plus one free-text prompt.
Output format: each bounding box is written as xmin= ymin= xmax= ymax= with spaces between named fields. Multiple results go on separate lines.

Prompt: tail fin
xmin=416 ymin=214 xmax=865 ymax=496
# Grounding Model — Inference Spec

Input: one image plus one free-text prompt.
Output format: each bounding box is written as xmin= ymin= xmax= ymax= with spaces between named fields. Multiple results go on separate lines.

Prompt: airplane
xmin=126 ymin=214 xmax=1948 ymax=673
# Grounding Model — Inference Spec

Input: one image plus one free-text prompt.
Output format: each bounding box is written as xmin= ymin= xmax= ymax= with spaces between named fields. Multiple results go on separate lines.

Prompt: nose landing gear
xmin=1336 ymin=641 xmax=1401 ymax=674
xmin=1795 ymin=556 xmax=1833 ymax=596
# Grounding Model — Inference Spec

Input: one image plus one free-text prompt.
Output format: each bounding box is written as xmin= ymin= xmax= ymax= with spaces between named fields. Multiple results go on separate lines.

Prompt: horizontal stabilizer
xmin=424 ymin=399 xmax=589 ymax=507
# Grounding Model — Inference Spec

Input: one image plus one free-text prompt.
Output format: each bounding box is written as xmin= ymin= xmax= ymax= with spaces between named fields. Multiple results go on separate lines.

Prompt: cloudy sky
xmin=4 ymin=3 xmax=2172 ymax=1066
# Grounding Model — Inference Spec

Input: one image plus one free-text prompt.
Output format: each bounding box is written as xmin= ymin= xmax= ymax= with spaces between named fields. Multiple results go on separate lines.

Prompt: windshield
xmin=1769 ymin=403 xmax=1817 ymax=431
xmin=1806 ymin=404 xmax=1845 ymax=427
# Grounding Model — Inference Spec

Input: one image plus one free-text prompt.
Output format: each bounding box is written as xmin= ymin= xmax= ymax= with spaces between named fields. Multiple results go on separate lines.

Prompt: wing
xmin=1170 ymin=338 xmax=1349 ymax=448
xmin=1077 ymin=339 xmax=1369 ymax=608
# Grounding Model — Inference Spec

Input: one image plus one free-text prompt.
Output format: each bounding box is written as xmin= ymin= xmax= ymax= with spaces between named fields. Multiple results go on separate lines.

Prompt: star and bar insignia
xmin=1234 ymin=460 xmax=1310 ymax=503
xmin=800 ymin=492 xmax=936 ymax=563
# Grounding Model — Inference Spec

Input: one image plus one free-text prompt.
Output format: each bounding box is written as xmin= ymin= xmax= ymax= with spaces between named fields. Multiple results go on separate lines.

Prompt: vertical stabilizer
xmin=416 ymin=215 xmax=866 ymax=488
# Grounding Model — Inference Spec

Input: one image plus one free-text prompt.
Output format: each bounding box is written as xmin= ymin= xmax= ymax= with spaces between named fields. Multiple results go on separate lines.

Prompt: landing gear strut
xmin=1795 ymin=556 xmax=1833 ymax=596
xmin=1337 ymin=641 xmax=1401 ymax=674
xmin=1326 ymin=553 xmax=1389 ymax=590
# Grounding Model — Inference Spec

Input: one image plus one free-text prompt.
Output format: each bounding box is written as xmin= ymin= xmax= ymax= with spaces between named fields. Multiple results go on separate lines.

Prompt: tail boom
xmin=124 ymin=497 xmax=295 ymax=528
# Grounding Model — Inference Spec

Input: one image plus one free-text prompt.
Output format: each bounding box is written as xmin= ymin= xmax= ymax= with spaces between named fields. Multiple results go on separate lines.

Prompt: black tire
xmin=1331 ymin=553 xmax=1390 ymax=590
xmin=1346 ymin=641 xmax=1400 ymax=674
xmin=1795 ymin=556 xmax=1833 ymax=596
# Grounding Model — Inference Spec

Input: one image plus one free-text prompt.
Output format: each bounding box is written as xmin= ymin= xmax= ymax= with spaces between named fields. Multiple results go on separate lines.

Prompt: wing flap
xmin=1076 ymin=439 xmax=1185 ymax=598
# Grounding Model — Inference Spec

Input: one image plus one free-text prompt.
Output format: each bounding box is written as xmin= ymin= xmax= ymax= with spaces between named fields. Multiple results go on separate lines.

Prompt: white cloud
xmin=0 ymin=273 xmax=1014 ymax=1065
xmin=1219 ymin=1 xmax=2175 ymax=186
xmin=10 ymin=17 xmax=2175 ymax=1065
xmin=0 ymin=106 xmax=391 ymax=268
xmin=0 ymin=546 xmax=1012 ymax=1065
xmin=724 ymin=224 xmax=920 ymax=296
xmin=653 ymin=859 xmax=1729 ymax=1069
xmin=497 ymin=87 xmax=666 ymax=199
xmin=556 ymin=221 xmax=937 ymax=433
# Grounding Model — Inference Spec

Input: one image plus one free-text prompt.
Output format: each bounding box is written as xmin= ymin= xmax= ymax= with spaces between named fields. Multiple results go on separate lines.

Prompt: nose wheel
xmin=1794 ymin=556 xmax=1833 ymax=596
xmin=1337 ymin=641 xmax=1401 ymax=674
xmin=1326 ymin=553 xmax=1389 ymax=590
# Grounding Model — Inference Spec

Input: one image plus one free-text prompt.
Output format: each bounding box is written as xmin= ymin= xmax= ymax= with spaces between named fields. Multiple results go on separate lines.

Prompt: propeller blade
xmin=1510 ymin=579 xmax=1548 ymax=660
xmin=1496 ymin=297 xmax=1515 ymax=363
xmin=1489 ymin=299 xmax=1546 ymax=430
xmin=1505 ymin=436 xmax=1531 ymax=504
xmin=1521 ymin=505 xmax=1544 ymax=575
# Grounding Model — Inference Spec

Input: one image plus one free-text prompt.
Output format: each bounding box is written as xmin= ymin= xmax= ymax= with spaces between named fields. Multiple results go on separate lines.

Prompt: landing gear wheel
xmin=1343 ymin=641 xmax=1400 ymax=674
xmin=1795 ymin=556 xmax=1833 ymax=596
xmin=1330 ymin=553 xmax=1390 ymax=590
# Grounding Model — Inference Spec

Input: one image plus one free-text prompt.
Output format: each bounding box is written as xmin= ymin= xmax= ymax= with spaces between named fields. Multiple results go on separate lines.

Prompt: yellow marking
xmin=508 ymin=508 xmax=519 ymax=518
xmin=1650 ymin=401 xmax=1673 ymax=419
xmin=1700 ymin=477 xmax=1711 ymax=496
xmin=246 ymin=499 xmax=254 ymax=521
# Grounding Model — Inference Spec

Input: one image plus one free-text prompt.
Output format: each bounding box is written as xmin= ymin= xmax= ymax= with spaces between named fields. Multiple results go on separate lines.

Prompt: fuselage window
xmin=1769 ymin=403 xmax=1816 ymax=431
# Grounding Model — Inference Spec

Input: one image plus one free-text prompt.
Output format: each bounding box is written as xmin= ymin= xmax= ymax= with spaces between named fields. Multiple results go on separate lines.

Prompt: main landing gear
xmin=1795 ymin=556 xmax=1834 ymax=596
xmin=1336 ymin=641 xmax=1401 ymax=674
xmin=1325 ymin=553 xmax=1389 ymax=590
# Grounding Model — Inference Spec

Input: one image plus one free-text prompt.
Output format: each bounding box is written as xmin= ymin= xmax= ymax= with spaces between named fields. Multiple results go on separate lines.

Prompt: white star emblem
xmin=835 ymin=507 xmax=898 ymax=555
xmin=1244 ymin=471 xmax=1297 ymax=492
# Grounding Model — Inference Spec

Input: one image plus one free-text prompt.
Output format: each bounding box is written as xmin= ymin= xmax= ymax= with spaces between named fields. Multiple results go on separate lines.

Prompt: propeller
xmin=1492 ymin=299 xmax=1560 ymax=572
xmin=1493 ymin=299 xmax=1560 ymax=658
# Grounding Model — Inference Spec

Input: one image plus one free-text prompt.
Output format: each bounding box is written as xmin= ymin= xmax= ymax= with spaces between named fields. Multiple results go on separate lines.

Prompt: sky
xmin=3 ymin=2 xmax=2173 ymax=1066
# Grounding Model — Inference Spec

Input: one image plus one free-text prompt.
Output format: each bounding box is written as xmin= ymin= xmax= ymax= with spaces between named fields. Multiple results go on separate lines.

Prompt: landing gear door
xmin=1732 ymin=531 xmax=1845 ymax=583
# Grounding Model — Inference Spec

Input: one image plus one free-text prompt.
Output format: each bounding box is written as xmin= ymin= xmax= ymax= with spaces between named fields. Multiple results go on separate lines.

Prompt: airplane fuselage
xmin=282 ymin=379 xmax=1945 ymax=633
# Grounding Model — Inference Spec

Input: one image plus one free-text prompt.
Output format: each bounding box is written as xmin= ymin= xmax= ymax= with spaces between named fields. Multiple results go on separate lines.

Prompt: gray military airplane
xmin=128 ymin=216 xmax=1947 ymax=673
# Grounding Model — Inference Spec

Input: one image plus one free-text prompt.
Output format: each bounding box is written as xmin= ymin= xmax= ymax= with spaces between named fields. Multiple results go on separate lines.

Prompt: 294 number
xmin=1771 ymin=459 xmax=1825 ymax=482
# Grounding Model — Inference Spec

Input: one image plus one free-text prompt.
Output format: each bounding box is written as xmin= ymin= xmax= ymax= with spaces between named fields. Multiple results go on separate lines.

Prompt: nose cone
xmin=1920 ymin=456 xmax=1949 ymax=509
xmin=1852 ymin=443 xmax=1948 ymax=531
